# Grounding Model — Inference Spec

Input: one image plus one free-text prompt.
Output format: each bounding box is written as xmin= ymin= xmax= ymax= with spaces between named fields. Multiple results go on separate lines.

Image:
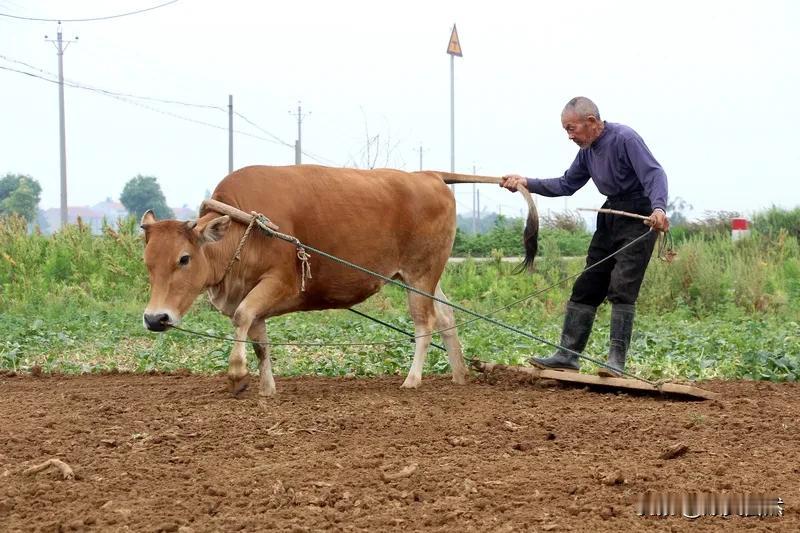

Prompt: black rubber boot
xmin=530 ymin=302 xmax=596 ymax=372
xmin=598 ymin=303 xmax=635 ymax=377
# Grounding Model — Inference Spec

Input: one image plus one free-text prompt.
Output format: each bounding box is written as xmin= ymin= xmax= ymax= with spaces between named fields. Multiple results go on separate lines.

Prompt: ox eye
xmin=179 ymin=254 xmax=191 ymax=266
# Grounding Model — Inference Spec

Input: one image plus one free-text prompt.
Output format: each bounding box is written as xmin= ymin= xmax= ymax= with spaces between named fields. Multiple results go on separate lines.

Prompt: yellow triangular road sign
xmin=447 ymin=24 xmax=462 ymax=57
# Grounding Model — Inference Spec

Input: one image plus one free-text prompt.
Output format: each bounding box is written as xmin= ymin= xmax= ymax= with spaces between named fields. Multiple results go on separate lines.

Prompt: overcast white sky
xmin=1 ymin=0 xmax=798 ymax=222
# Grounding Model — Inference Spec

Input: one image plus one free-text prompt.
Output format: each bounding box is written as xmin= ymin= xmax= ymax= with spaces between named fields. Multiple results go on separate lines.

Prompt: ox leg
xmin=401 ymin=291 xmax=436 ymax=389
xmin=228 ymin=279 xmax=292 ymax=396
xmin=227 ymin=314 xmax=252 ymax=396
xmin=248 ymin=320 xmax=276 ymax=397
xmin=433 ymin=283 xmax=468 ymax=385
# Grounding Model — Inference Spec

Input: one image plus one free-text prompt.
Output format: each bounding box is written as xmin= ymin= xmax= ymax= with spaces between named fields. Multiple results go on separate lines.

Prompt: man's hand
xmin=645 ymin=208 xmax=670 ymax=232
xmin=500 ymin=174 xmax=527 ymax=192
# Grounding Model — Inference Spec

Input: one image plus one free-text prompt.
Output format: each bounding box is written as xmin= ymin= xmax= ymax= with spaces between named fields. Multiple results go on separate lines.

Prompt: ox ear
xmin=140 ymin=209 xmax=156 ymax=228
xmin=140 ymin=210 xmax=156 ymax=243
xmin=199 ymin=215 xmax=231 ymax=244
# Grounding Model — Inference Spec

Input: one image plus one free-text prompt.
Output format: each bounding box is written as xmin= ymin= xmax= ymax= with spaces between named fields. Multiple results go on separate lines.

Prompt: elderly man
xmin=501 ymin=97 xmax=669 ymax=377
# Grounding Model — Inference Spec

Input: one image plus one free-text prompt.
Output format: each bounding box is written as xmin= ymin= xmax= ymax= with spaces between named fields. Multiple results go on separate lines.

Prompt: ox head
xmin=140 ymin=210 xmax=231 ymax=331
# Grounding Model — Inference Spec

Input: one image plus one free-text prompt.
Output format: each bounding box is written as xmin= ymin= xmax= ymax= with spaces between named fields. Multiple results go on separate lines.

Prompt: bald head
xmin=562 ymin=97 xmax=601 ymax=121
xmin=560 ymin=97 xmax=604 ymax=149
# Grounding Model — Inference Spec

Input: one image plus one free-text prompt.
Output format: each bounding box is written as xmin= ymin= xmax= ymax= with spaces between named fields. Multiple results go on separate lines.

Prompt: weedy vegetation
xmin=1 ymin=209 xmax=798 ymax=381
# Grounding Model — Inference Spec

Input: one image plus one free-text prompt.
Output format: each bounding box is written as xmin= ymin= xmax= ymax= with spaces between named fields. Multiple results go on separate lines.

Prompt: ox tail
xmin=423 ymin=171 xmax=539 ymax=273
xmin=517 ymin=198 xmax=539 ymax=273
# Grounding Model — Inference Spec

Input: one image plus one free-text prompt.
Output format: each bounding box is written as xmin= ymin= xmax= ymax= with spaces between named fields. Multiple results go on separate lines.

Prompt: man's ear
xmin=199 ymin=215 xmax=231 ymax=244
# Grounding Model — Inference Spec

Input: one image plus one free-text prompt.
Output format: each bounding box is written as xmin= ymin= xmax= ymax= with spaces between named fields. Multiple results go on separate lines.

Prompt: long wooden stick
xmin=435 ymin=172 xmax=504 ymax=185
xmin=578 ymin=207 xmax=650 ymax=221
xmin=433 ymin=171 xmax=539 ymax=228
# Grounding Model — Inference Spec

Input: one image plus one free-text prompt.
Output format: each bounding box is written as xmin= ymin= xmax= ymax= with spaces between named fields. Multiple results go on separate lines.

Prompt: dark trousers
xmin=570 ymin=193 xmax=658 ymax=307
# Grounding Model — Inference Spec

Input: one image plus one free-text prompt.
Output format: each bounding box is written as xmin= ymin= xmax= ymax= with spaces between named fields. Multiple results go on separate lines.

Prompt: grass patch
xmin=2 ymin=214 xmax=799 ymax=381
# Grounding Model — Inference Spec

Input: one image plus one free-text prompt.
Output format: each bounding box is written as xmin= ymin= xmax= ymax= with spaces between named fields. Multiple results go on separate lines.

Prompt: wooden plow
xmin=471 ymin=360 xmax=719 ymax=401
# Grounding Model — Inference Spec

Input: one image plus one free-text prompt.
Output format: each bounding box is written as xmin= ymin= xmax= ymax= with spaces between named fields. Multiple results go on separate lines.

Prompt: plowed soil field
xmin=1 ymin=370 xmax=796 ymax=532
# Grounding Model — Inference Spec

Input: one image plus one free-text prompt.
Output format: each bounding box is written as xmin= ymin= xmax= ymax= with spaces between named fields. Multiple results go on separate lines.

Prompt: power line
xmin=0 ymin=60 xmax=342 ymax=166
xmin=232 ymin=110 xmax=339 ymax=165
xmin=0 ymin=0 xmax=178 ymax=22
xmin=0 ymin=53 xmax=222 ymax=111
xmin=0 ymin=63 xmax=278 ymax=143
xmin=301 ymin=149 xmax=339 ymax=166
xmin=233 ymin=111 xmax=293 ymax=149
xmin=2 ymin=52 xmax=343 ymax=166
xmin=0 ymin=53 xmax=54 ymax=75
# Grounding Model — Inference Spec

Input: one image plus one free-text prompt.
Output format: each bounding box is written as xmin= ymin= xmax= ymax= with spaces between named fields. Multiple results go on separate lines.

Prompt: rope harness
xmin=222 ymin=211 xmax=314 ymax=292
xmin=222 ymin=214 xmax=257 ymax=278
xmin=173 ymin=203 xmax=672 ymax=388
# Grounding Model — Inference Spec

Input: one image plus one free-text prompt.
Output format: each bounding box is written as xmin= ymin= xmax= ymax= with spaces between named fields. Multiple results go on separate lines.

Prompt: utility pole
xmin=446 ymin=24 xmax=462 ymax=193
xmin=472 ymin=164 xmax=477 ymax=234
xmin=419 ymin=144 xmax=423 ymax=171
xmin=45 ymin=23 xmax=77 ymax=229
xmin=228 ymin=94 xmax=233 ymax=174
xmin=289 ymin=101 xmax=309 ymax=165
xmin=477 ymin=189 xmax=481 ymax=231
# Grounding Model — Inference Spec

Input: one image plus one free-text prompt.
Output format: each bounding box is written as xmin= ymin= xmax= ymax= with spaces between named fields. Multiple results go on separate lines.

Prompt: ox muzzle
xmin=143 ymin=311 xmax=177 ymax=332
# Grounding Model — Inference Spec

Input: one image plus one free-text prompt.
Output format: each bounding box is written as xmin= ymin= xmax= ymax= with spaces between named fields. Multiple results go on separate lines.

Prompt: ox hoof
xmin=400 ymin=376 xmax=422 ymax=389
xmin=452 ymin=373 xmax=468 ymax=385
xmin=228 ymin=373 xmax=251 ymax=396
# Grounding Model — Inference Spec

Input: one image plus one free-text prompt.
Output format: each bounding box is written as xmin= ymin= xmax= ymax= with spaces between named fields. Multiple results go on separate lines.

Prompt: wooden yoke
xmin=201 ymin=198 xmax=280 ymax=231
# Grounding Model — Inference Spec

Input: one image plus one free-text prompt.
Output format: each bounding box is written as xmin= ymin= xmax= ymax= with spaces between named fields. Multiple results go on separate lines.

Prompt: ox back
xmin=201 ymin=164 xmax=457 ymax=315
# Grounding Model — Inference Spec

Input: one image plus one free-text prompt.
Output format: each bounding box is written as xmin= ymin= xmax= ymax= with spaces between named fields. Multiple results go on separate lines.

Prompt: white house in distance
xmin=39 ymin=198 xmax=197 ymax=234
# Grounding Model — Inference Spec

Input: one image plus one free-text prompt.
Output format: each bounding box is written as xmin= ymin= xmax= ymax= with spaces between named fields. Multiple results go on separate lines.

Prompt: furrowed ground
xmin=1 ymin=371 xmax=797 ymax=532
xmin=2 ymin=214 xmax=800 ymax=531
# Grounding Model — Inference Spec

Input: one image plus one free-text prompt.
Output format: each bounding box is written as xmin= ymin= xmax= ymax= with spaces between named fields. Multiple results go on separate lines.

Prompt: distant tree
xmin=456 ymin=211 xmax=517 ymax=234
xmin=666 ymin=196 xmax=693 ymax=227
xmin=36 ymin=209 xmax=51 ymax=234
xmin=0 ymin=173 xmax=42 ymax=222
xmin=120 ymin=174 xmax=174 ymax=220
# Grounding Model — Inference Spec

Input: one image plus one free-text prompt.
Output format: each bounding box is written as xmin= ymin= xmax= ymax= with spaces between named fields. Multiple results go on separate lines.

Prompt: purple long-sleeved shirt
xmin=525 ymin=122 xmax=668 ymax=211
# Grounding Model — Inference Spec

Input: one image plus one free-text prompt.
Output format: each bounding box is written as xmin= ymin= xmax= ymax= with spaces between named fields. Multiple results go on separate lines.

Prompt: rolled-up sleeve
xmin=624 ymin=135 xmax=668 ymax=211
xmin=525 ymin=152 xmax=590 ymax=197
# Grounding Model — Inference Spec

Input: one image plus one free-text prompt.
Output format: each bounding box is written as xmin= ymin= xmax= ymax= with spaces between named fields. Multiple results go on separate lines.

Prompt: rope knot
xmin=222 ymin=214 xmax=258 ymax=278
xmin=297 ymin=247 xmax=312 ymax=291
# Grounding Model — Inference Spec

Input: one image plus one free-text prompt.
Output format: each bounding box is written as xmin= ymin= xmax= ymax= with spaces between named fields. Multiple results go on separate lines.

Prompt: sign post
xmin=447 ymin=25 xmax=462 ymax=192
xmin=731 ymin=218 xmax=750 ymax=241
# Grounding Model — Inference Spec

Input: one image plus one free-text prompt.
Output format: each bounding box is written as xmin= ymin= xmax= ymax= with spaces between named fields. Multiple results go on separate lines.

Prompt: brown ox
xmin=141 ymin=165 xmax=480 ymax=397
xmin=141 ymin=165 xmax=538 ymax=396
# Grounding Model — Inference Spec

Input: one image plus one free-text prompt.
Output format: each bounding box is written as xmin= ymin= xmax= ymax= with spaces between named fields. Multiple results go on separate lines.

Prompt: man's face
xmin=561 ymin=111 xmax=598 ymax=149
